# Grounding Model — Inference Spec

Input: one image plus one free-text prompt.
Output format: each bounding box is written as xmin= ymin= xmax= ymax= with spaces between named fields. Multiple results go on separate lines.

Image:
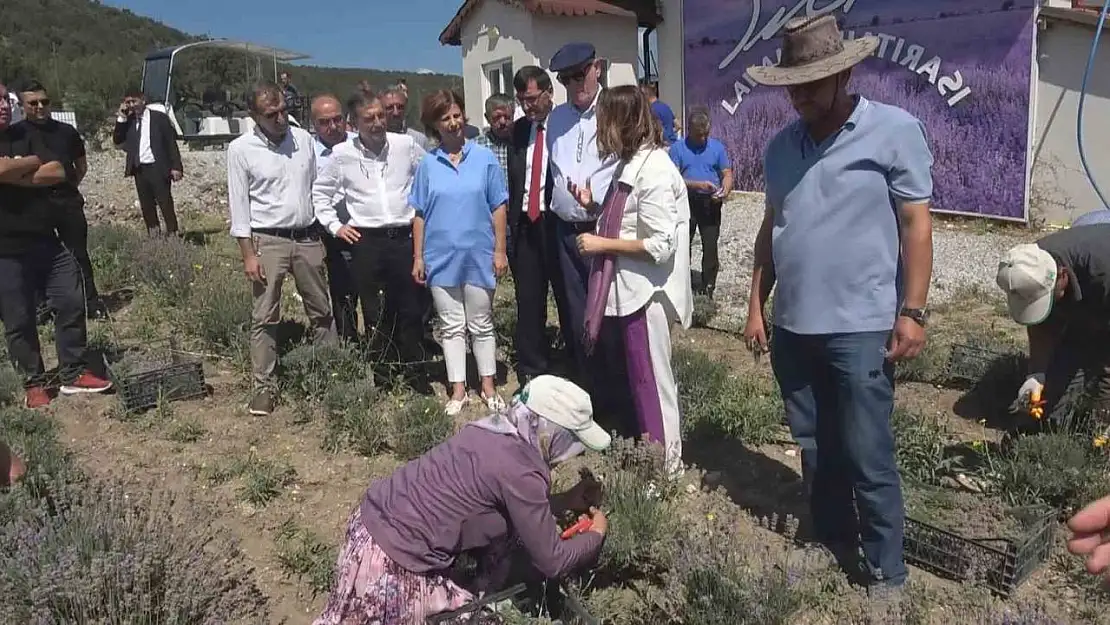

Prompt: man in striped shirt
xmin=474 ymin=93 xmax=513 ymax=186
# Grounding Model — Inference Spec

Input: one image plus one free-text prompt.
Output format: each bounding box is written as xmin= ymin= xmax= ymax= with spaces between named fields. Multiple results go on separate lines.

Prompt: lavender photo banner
xmin=683 ymin=0 xmax=1037 ymax=221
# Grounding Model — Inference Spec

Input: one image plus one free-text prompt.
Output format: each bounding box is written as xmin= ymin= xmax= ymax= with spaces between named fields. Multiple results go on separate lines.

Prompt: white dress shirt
xmin=314 ymin=131 xmax=356 ymax=222
xmin=312 ymin=131 xmax=425 ymax=234
xmin=522 ymin=121 xmax=549 ymax=213
xmin=604 ymin=146 xmax=693 ymax=328
xmin=547 ymin=90 xmax=620 ymax=223
xmin=227 ymin=126 xmax=318 ymax=238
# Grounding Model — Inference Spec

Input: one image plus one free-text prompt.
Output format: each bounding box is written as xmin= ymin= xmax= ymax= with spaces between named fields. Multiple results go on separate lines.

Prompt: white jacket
xmin=603 ymin=146 xmax=693 ymax=328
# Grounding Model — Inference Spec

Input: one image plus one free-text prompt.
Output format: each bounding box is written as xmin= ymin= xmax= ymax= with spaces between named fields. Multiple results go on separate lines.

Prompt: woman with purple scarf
xmin=314 ymin=375 xmax=610 ymax=625
xmin=567 ymin=85 xmax=694 ymax=474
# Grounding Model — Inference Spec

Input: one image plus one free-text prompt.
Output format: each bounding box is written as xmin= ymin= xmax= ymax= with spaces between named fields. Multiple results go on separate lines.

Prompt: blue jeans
xmin=770 ymin=327 xmax=906 ymax=586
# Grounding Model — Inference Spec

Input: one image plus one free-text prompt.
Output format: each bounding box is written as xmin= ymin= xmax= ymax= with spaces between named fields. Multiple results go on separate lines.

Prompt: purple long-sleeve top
xmin=360 ymin=425 xmax=603 ymax=579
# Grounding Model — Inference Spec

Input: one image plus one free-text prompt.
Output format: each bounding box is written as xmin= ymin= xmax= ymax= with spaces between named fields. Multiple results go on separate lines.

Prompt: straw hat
xmin=747 ymin=15 xmax=879 ymax=87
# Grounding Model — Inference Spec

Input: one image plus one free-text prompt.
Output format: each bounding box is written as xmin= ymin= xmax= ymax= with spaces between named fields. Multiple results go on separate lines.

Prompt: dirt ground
xmin=30 ymin=278 xmax=1106 ymax=624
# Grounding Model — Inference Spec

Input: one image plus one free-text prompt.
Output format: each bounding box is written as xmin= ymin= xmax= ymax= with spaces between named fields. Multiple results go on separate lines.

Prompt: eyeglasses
xmin=557 ymin=68 xmax=588 ymax=85
xmin=516 ymin=91 xmax=550 ymax=106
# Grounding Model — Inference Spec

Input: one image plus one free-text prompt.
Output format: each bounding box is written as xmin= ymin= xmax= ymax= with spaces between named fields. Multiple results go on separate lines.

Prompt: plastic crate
xmin=944 ymin=343 xmax=1024 ymax=388
xmin=109 ymin=347 xmax=207 ymax=412
xmin=903 ymin=506 xmax=1056 ymax=597
xmin=425 ymin=581 xmax=597 ymax=625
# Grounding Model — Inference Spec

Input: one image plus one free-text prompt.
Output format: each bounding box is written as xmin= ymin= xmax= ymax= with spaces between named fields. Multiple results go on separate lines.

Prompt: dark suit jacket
xmin=112 ymin=109 xmax=183 ymax=178
xmin=506 ymin=117 xmax=553 ymax=231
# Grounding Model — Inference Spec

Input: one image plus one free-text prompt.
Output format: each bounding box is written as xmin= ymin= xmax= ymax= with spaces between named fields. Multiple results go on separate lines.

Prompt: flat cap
xmin=549 ymin=42 xmax=596 ymax=73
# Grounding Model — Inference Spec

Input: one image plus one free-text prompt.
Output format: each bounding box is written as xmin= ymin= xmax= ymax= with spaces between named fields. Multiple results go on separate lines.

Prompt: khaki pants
xmin=251 ymin=233 xmax=336 ymax=389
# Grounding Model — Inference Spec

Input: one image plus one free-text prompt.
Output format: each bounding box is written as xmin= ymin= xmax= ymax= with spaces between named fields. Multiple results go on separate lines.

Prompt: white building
xmin=444 ymin=0 xmax=1110 ymax=225
xmin=439 ymin=0 xmax=662 ymax=119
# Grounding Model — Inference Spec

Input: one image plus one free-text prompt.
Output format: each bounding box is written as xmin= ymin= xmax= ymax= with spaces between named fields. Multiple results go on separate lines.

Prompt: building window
xmin=484 ymin=59 xmax=514 ymax=99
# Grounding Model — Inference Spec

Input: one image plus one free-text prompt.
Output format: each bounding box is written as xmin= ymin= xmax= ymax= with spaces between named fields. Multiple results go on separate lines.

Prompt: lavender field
xmin=684 ymin=0 xmax=1037 ymax=220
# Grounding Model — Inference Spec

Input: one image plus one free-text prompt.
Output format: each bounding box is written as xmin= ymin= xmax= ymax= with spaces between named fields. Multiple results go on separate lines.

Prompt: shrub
xmin=0 ymin=407 xmax=80 ymax=509
xmin=86 ymin=223 xmax=142 ymax=292
xmin=0 ymin=480 xmax=269 ymax=623
xmin=894 ymin=339 xmax=948 ymax=384
xmin=184 ymin=269 xmax=252 ymax=358
xmin=595 ymin=467 xmax=678 ymax=578
xmin=131 ymin=236 xmax=203 ymax=302
xmin=390 ymin=394 xmax=454 ymax=461
xmin=691 ymin=293 xmax=718 ymax=328
xmin=673 ymin=346 xmax=783 ymax=446
xmin=891 ymin=407 xmax=950 ymax=485
xmin=322 ymin=378 xmax=388 ymax=456
xmin=280 ymin=341 xmax=369 ymax=404
xmin=993 ymin=431 xmax=1110 ymax=514
xmin=274 ymin=519 xmax=336 ymax=597
xmin=0 ymin=366 xmax=21 ymax=407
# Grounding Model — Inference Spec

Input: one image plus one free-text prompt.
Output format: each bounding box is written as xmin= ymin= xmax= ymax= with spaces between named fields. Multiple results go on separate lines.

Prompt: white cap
xmin=996 ymin=243 xmax=1057 ymax=325
xmin=519 ymin=375 xmax=611 ymax=452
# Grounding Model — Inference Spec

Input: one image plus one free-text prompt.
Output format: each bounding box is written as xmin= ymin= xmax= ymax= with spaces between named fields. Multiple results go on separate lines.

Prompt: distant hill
xmin=0 ymin=0 xmax=461 ymax=138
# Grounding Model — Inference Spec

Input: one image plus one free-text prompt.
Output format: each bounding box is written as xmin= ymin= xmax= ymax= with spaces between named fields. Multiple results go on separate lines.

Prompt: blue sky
xmin=103 ymin=0 xmax=464 ymax=74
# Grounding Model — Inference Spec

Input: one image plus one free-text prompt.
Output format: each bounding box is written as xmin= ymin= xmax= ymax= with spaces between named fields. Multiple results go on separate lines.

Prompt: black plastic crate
xmin=425 ymin=581 xmax=596 ymax=625
xmin=109 ymin=346 xmax=207 ymax=412
xmin=944 ymin=343 xmax=1024 ymax=388
xmin=903 ymin=505 xmax=1056 ymax=596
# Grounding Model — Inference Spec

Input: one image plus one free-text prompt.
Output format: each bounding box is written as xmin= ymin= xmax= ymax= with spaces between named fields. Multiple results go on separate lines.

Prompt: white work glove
xmin=1016 ymin=373 xmax=1045 ymax=409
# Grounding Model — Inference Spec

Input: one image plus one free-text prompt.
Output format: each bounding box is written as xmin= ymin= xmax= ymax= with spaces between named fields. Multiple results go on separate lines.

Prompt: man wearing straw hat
xmin=743 ymin=15 xmax=935 ymax=595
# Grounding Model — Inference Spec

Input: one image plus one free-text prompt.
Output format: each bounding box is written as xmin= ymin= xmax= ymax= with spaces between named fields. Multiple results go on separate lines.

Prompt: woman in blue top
xmin=410 ymin=90 xmax=510 ymax=416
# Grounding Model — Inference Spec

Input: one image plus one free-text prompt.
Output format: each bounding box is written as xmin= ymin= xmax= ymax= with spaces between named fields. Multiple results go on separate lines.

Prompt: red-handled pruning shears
xmin=560 ymin=517 xmax=593 ymax=540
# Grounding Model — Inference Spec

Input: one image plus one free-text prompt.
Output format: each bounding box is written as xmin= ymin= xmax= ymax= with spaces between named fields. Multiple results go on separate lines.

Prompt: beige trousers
xmin=251 ymin=233 xmax=336 ymax=389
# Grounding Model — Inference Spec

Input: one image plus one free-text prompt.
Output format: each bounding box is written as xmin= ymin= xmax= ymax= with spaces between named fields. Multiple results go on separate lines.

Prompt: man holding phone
xmin=112 ymin=90 xmax=183 ymax=236
xmin=669 ymin=108 xmax=733 ymax=298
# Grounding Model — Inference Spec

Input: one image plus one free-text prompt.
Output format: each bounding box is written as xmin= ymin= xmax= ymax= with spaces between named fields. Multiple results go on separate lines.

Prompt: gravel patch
xmin=696 ymin=192 xmax=1033 ymax=328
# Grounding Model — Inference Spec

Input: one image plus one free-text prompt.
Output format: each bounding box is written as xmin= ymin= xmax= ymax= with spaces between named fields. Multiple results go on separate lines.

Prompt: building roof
xmin=439 ymin=0 xmax=661 ymax=46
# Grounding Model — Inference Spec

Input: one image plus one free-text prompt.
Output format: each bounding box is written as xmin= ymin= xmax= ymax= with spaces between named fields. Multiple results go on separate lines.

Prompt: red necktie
xmin=527 ymin=124 xmax=545 ymax=222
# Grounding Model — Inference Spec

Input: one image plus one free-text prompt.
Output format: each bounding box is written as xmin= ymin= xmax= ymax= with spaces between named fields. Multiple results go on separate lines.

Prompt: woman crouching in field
xmin=313 ymin=375 xmax=609 ymax=625
xmin=566 ymin=85 xmax=693 ymax=476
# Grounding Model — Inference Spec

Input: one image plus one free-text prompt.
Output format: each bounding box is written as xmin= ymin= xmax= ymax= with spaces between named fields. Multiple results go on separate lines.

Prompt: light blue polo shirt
xmin=669 ymin=137 xmax=730 ymax=193
xmin=764 ymin=96 xmax=933 ymax=335
xmin=409 ymin=140 xmax=509 ymax=290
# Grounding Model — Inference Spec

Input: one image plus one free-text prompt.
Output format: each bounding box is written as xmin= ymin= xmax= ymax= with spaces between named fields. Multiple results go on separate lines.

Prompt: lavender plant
xmin=0 ymin=480 xmax=269 ymax=624
xmin=390 ymin=393 xmax=454 ymax=461
xmin=131 ymin=235 xmax=203 ymax=302
xmin=672 ymin=346 xmax=783 ymax=446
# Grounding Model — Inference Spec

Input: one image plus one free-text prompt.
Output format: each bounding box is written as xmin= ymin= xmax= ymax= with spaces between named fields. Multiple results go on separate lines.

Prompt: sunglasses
xmin=23 ymin=98 xmax=50 ymax=108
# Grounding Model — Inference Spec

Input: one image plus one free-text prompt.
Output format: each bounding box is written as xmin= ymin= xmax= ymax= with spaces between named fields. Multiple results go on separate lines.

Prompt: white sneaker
xmin=445 ymin=396 xmax=468 ymax=416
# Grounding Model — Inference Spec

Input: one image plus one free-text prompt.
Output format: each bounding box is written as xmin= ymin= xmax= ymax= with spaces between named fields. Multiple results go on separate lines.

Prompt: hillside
xmin=0 ymin=0 xmax=461 ymax=137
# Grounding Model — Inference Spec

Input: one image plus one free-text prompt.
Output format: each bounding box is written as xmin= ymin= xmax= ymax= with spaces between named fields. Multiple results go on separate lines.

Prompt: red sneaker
xmin=60 ymin=371 xmax=113 ymax=395
xmin=25 ymin=386 xmax=52 ymax=409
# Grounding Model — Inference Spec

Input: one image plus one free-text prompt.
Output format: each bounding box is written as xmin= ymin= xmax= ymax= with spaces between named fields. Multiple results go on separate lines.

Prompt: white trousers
xmin=622 ymin=295 xmax=683 ymax=474
xmin=431 ymin=285 xmax=497 ymax=383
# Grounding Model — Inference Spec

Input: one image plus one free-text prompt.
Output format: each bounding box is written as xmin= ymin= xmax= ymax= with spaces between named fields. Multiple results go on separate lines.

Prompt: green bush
xmin=280 ymin=341 xmax=369 ymax=404
xmin=0 ymin=367 xmax=21 ymax=408
xmin=86 ymin=223 xmax=142 ymax=293
xmin=274 ymin=519 xmax=336 ymax=597
xmin=673 ymin=346 xmax=783 ymax=446
xmin=322 ymin=378 xmax=388 ymax=456
xmin=595 ymin=466 xmax=679 ymax=578
xmin=131 ymin=236 xmax=203 ymax=302
xmin=691 ymin=293 xmax=718 ymax=328
xmin=390 ymin=394 xmax=454 ymax=461
xmin=993 ymin=431 xmax=1110 ymax=514
xmin=184 ymin=269 xmax=252 ymax=358
xmin=891 ymin=407 xmax=950 ymax=485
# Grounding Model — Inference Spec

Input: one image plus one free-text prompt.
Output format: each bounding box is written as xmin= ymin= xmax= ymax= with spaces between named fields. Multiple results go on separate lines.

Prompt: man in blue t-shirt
xmin=642 ymin=83 xmax=677 ymax=145
xmin=668 ymin=108 xmax=732 ymax=296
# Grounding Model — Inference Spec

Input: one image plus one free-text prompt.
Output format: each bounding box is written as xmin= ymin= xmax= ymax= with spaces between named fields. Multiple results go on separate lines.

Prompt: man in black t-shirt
xmin=997 ymin=223 xmax=1110 ymax=427
xmin=15 ymin=80 xmax=106 ymax=320
xmin=0 ymin=82 xmax=112 ymax=408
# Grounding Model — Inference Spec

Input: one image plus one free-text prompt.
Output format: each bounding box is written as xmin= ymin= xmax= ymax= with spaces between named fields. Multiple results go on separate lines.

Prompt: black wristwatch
xmin=900 ymin=307 xmax=929 ymax=327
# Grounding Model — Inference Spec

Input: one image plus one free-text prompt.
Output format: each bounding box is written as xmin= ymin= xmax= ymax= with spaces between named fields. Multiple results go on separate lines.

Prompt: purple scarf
xmin=582 ymin=169 xmax=633 ymax=356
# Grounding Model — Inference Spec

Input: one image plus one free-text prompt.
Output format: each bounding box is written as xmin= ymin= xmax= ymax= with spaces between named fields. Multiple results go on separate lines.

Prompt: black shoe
xmin=247 ymin=389 xmax=276 ymax=416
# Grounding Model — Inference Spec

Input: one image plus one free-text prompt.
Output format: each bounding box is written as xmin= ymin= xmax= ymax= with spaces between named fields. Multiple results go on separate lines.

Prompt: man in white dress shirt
xmin=311 ymin=94 xmax=359 ymax=342
xmin=545 ymin=42 xmax=633 ymax=432
xmin=227 ymin=82 xmax=337 ymax=416
xmin=313 ymin=90 xmax=426 ymax=377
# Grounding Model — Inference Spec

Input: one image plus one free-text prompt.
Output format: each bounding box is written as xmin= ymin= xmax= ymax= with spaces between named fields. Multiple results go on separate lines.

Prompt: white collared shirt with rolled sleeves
xmin=605 ymin=146 xmax=694 ymax=328
xmin=546 ymin=90 xmax=621 ymax=223
xmin=226 ymin=127 xmax=318 ymax=239
xmin=312 ymin=132 xmax=425 ymax=234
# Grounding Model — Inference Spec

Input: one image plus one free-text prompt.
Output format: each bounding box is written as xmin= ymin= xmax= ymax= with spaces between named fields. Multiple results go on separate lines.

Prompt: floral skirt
xmin=314 ymin=507 xmax=474 ymax=625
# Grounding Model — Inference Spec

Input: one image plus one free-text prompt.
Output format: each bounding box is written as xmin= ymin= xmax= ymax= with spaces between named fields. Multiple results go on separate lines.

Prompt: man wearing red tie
xmin=506 ymin=66 xmax=566 ymax=385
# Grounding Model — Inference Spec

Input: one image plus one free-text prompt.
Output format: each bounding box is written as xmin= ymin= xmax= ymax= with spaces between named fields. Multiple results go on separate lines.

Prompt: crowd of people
xmin=5 ymin=14 xmax=1110 ymax=623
